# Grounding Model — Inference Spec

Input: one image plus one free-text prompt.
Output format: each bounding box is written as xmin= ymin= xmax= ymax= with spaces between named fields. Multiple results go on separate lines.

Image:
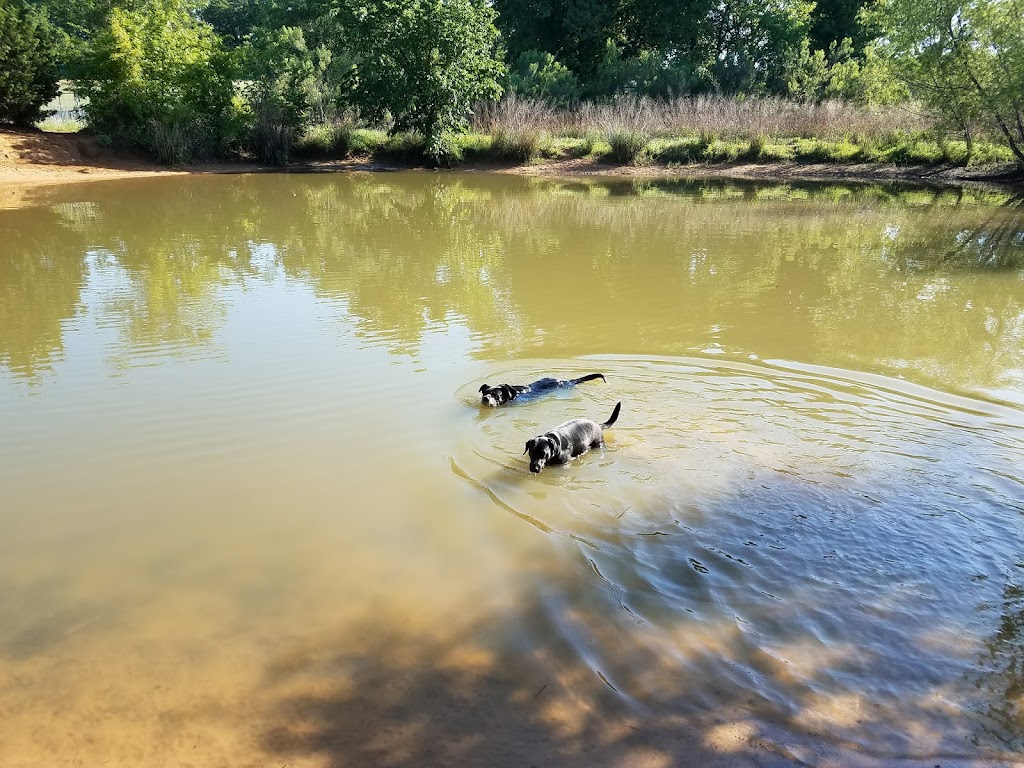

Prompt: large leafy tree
xmin=76 ymin=0 xmax=238 ymax=162
xmin=495 ymin=0 xmax=815 ymax=96
xmin=25 ymin=0 xmax=117 ymax=75
xmin=242 ymin=25 xmax=340 ymax=163
xmin=493 ymin=0 xmax=619 ymax=76
xmin=340 ymin=0 xmax=504 ymax=158
xmin=866 ymin=0 xmax=1024 ymax=166
xmin=704 ymin=0 xmax=814 ymax=93
xmin=0 ymin=0 xmax=59 ymax=125
xmin=809 ymin=0 xmax=873 ymax=52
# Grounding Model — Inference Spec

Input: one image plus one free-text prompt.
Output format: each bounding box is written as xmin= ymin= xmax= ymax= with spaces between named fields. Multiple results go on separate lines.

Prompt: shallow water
xmin=1 ymin=173 xmax=1023 ymax=767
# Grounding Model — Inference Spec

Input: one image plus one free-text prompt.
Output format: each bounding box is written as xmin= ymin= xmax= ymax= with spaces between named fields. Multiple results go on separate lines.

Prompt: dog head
xmin=524 ymin=435 xmax=557 ymax=473
xmin=479 ymin=383 xmax=518 ymax=407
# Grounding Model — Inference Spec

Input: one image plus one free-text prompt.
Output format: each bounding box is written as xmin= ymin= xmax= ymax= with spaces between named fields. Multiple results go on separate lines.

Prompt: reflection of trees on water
xmin=277 ymin=179 xmax=516 ymax=356
xmin=972 ymin=579 xmax=1024 ymax=750
xmin=0 ymin=203 xmax=89 ymax=380
xmin=1 ymin=175 xmax=1022 ymax=393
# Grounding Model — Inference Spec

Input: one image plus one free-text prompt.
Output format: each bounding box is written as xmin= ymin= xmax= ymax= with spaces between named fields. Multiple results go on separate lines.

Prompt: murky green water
xmin=2 ymin=173 xmax=1023 ymax=767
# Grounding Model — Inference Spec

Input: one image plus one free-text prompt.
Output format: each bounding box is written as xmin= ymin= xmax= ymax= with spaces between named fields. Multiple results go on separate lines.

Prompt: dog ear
xmin=479 ymin=384 xmax=489 ymax=393
xmin=524 ymin=438 xmax=536 ymax=455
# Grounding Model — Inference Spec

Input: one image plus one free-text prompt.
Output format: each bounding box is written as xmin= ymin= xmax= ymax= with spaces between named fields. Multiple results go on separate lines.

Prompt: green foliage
xmin=491 ymin=124 xmax=544 ymax=161
xmin=587 ymin=42 xmax=697 ymax=99
xmin=294 ymin=117 xmax=357 ymax=157
xmin=0 ymin=0 xmax=60 ymax=125
xmin=381 ymin=129 xmax=427 ymax=161
xmin=496 ymin=0 xmax=816 ymax=98
xmin=606 ymin=128 xmax=648 ymax=163
xmin=340 ymin=0 xmax=505 ymax=160
xmin=865 ymin=0 xmax=1024 ymax=166
xmin=77 ymin=0 xmax=237 ymax=162
xmin=241 ymin=26 xmax=340 ymax=164
xmin=27 ymin=0 xmax=118 ymax=76
xmin=809 ymin=0 xmax=873 ymax=52
xmin=507 ymin=50 xmax=580 ymax=105
xmin=493 ymin=0 xmax=617 ymax=77
xmin=707 ymin=0 xmax=816 ymax=94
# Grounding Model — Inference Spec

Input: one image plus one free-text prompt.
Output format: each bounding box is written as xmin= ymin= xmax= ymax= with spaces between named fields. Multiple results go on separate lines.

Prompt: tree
xmin=493 ymin=0 xmax=619 ymax=77
xmin=76 ymin=0 xmax=239 ymax=162
xmin=242 ymin=26 xmax=341 ymax=163
xmin=809 ymin=0 xmax=873 ymax=53
xmin=507 ymin=49 xmax=581 ymax=105
xmin=495 ymin=0 xmax=815 ymax=97
xmin=866 ymin=0 xmax=1024 ymax=167
xmin=0 ymin=0 xmax=59 ymax=125
xmin=705 ymin=0 xmax=814 ymax=94
xmin=340 ymin=0 xmax=504 ymax=160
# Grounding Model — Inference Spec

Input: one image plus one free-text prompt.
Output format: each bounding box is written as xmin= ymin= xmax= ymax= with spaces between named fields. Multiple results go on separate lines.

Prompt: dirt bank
xmin=2 ymin=127 xmax=1021 ymax=190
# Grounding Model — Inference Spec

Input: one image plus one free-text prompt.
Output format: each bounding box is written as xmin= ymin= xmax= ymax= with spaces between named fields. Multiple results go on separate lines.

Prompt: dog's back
xmin=555 ymin=402 xmax=622 ymax=452
xmin=480 ymin=373 xmax=606 ymax=407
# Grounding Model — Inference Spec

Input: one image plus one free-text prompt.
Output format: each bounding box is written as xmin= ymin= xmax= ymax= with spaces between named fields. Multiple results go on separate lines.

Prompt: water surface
xmin=2 ymin=173 xmax=1024 ymax=767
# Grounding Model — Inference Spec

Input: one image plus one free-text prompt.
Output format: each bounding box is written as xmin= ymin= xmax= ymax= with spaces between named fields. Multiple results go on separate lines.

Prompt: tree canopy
xmin=866 ymin=0 xmax=1024 ymax=165
xmin=8 ymin=0 xmax=1024 ymax=167
xmin=0 ymin=0 xmax=60 ymax=125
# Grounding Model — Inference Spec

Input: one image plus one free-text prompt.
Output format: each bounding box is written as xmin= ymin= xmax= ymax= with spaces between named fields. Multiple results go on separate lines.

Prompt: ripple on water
xmin=453 ymin=355 xmax=1024 ymax=762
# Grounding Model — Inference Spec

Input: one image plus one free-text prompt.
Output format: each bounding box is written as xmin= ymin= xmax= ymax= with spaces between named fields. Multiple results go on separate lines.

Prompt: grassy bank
xmin=291 ymin=96 xmax=1016 ymax=169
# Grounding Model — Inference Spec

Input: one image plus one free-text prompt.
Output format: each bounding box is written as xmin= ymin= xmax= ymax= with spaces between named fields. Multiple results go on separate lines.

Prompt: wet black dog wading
xmin=479 ymin=373 xmax=605 ymax=407
xmin=524 ymin=402 xmax=622 ymax=474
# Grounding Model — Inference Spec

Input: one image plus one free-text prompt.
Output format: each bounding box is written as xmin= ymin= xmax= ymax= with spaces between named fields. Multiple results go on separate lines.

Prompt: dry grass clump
xmin=474 ymin=94 xmax=557 ymax=161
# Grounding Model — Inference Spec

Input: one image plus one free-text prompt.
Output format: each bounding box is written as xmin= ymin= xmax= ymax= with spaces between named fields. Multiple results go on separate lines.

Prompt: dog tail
xmin=602 ymin=402 xmax=621 ymax=428
xmin=571 ymin=373 xmax=606 ymax=386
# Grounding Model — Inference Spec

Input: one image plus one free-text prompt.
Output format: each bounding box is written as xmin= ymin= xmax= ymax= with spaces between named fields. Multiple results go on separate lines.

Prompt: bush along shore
xmin=285 ymin=97 xmax=1016 ymax=171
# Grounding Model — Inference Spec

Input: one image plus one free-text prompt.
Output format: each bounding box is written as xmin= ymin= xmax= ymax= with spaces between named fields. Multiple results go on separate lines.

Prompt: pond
xmin=1 ymin=172 xmax=1023 ymax=767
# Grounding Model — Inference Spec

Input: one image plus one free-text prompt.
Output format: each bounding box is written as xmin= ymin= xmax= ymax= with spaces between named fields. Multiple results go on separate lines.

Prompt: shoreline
xmin=2 ymin=128 xmax=1022 ymax=191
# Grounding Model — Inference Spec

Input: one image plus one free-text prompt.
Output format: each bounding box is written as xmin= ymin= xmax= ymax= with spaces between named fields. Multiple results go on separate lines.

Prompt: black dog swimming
xmin=524 ymin=402 xmax=621 ymax=474
xmin=479 ymin=373 xmax=605 ymax=407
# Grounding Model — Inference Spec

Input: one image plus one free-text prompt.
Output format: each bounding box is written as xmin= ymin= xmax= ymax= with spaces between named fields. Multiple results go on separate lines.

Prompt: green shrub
xmin=587 ymin=41 xmax=696 ymax=100
xmin=606 ymin=129 xmax=648 ymax=164
xmin=965 ymin=141 xmax=1016 ymax=166
xmin=350 ymin=128 xmax=388 ymax=155
xmin=648 ymin=136 xmax=704 ymax=164
xmin=383 ymin=130 xmax=427 ymax=161
xmin=702 ymin=139 xmax=743 ymax=162
xmin=241 ymin=27 xmax=340 ymax=165
xmin=77 ymin=0 xmax=237 ymax=163
xmin=0 ymin=0 xmax=60 ymax=126
xmin=455 ymin=132 xmax=491 ymax=160
xmin=426 ymin=131 xmax=464 ymax=165
xmin=295 ymin=119 xmax=358 ymax=158
xmin=745 ymin=134 xmax=767 ymax=159
xmin=491 ymin=125 xmax=544 ymax=161
xmin=507 ymin=50 xmax=580 ymax=106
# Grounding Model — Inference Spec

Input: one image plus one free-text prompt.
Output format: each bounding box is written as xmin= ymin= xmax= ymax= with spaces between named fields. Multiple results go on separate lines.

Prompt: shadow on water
xmin=255 ymin=467 xmax=1024 ymax=767
xmin=254 ymin=556 xmax=1024 ymax=766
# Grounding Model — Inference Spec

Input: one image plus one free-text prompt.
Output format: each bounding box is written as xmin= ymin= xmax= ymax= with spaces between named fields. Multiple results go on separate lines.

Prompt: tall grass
xmin=470 ymin=95 xmax=935 ymax=144
xmin=294 ymin=117 xmax=358 ymax=158
xmin=280 ymin=95 xmax=1013 ymax=168
xmin=474 ymin=95 xmax=555 ymax=161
